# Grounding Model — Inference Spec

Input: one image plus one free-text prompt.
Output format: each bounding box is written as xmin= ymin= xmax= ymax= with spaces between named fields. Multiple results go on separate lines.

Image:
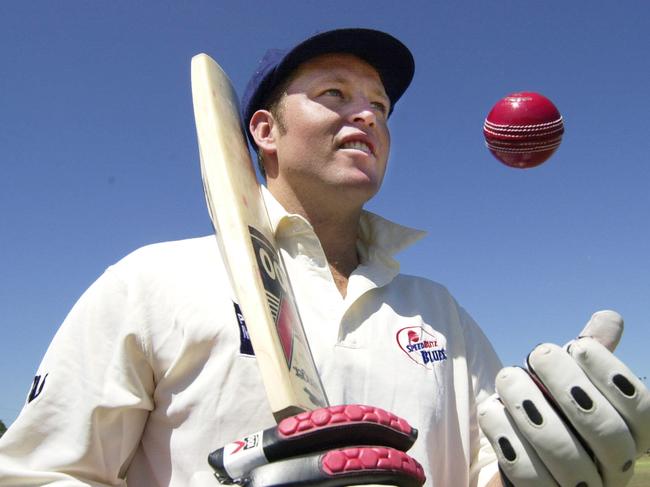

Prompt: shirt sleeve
xmin=459 ymin=307 xmax=502 ymax=487
xmin=0 ymin=268 xmax=155 ymax=486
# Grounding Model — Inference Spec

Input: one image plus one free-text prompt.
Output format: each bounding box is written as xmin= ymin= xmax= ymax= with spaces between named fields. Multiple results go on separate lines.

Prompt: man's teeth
xmin=341 ymin=141 xmax=371 ymax=154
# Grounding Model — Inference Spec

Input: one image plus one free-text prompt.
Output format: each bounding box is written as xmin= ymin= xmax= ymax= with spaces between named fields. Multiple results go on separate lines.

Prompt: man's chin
xmin=331 ymin=176 xmax=382 ymax=205
xmin=339 ymin=166 xmax=383 ymax=187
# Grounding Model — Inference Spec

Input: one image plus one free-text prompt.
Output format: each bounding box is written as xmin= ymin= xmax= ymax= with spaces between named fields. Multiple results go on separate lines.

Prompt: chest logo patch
xmin=396 ymin=326 xmax=448 ymax=369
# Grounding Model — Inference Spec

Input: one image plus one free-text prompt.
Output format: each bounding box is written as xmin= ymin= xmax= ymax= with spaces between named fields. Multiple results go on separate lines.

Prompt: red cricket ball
xmin=483 ymin=92 xmax=564 ymax=169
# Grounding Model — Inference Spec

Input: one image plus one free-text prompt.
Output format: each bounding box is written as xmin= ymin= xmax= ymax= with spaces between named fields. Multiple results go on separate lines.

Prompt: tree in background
xmin=0 ymin=419 xmax=6 ymax=438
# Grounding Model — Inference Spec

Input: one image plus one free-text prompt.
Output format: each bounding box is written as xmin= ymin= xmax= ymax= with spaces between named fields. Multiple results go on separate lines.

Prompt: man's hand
xmin=478 ymin=310 xmax=650 ymax=486
xmin=208 ymin=404 xmax=425 ymax=487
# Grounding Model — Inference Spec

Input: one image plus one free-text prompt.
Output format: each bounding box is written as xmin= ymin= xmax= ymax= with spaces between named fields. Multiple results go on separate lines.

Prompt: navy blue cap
xmin=241 ymin=28 xmax=415 ymax=147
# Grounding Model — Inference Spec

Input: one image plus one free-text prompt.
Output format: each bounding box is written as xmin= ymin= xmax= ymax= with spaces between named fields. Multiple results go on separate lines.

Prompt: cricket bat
xmin=190 ymin=53 xmax=328 ymax=422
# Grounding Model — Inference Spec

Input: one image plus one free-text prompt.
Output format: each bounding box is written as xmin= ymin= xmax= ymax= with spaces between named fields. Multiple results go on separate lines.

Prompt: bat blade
xmin=190 ymin=53 xmax=328 ymax=421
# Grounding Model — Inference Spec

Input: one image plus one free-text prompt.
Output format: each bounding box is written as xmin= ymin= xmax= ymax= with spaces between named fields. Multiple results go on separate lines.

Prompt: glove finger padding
xmin=528 ymin=343 xmax=636 ymax=486
xmin=243 ymin=446 xmax=425 ymax=487
xmin=209 ymin=405 xmax=419 ymax=484
xmin=478 ymin=394 xmax=558 ymax=486
xmin=492 ymin=366 xmax=602 ymax=486
xmin=575 ymin=309 xmax=624 ymax=352
xmin=568 ymin=337 xmax=650 ymax=456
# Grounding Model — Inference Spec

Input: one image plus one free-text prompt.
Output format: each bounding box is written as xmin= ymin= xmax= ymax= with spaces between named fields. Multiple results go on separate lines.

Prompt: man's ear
xmin=249 ymin=110 xmax=277 ymax=156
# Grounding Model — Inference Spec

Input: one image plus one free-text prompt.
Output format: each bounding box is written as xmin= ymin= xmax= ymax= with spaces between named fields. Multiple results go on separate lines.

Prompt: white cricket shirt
xmin=0 ymin=189 xmax=501 ymax=486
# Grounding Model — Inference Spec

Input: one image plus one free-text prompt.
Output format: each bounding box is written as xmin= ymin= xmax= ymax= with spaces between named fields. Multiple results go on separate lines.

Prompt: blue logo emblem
xmin=396 ymin=326 xmax=447 ymax=369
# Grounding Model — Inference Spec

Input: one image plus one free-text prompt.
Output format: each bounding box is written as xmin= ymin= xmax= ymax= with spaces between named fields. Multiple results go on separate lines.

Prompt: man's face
xmin=268 ymin=53 xmax=391 ymax=209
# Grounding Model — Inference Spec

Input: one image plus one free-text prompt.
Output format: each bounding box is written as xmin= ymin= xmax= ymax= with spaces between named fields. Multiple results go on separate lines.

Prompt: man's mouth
xmin=340 ymin=140 xmax=373 ymax=156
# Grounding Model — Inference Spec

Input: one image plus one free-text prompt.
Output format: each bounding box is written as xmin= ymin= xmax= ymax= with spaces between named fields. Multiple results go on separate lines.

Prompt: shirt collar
xmin=261 ymin=185 xmax=426 ymax=259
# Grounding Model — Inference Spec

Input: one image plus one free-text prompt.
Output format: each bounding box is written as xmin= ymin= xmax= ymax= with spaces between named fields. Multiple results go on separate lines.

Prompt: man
xmin=0 ymin=28 xmax=647 ymax=487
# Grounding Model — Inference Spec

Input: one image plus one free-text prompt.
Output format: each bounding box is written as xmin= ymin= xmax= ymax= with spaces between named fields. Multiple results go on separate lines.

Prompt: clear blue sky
xmin=1 ymin=1 xmax=649 ymax=425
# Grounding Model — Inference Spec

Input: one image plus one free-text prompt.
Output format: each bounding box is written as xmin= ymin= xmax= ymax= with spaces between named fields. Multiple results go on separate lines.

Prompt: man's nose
xmin=348 ymin=99 xmax=377 ymax=127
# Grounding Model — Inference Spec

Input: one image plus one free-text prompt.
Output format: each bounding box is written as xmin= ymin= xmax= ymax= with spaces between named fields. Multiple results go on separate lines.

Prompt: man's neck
xmin=310 ymin=214 xmax=360 ymax=297
xmin=268 ymin=183 xmax=362 ymax=297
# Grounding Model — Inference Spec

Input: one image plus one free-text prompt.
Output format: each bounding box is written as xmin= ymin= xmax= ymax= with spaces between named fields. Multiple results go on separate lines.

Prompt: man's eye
xmin=371 ymin=101 xmax=388 ymax=115
xmin=323 ymin=88 xmax=343 ymax=97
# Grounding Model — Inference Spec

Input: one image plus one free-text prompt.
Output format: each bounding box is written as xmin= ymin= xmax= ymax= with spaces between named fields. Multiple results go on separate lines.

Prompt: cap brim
xmin=274 ymin=28 xmax=414 ymax=108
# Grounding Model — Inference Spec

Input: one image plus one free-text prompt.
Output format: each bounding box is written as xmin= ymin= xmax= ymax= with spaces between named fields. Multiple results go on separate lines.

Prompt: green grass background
xmin=630 ymin=454 xmax=650 ymax=487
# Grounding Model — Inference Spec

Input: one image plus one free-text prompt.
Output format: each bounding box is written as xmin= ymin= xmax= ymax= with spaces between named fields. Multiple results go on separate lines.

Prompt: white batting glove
xmin=478 ymin=310 xmax=650 ymax=486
